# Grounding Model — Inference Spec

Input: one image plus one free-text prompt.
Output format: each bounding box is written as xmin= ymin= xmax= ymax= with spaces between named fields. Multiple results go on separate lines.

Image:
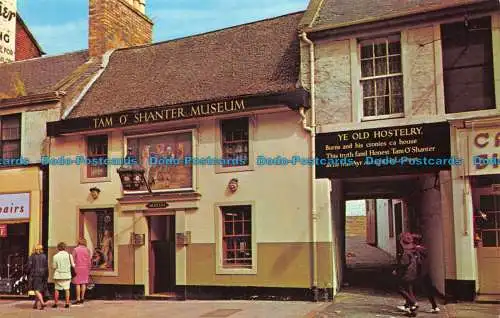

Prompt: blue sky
xmin=17 ymin=0 xmax=309 ymax=56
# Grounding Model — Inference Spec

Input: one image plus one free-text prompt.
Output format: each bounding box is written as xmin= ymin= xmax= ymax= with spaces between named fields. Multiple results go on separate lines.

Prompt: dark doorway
xmin=0 ymin=222 xmax=30 ymax=294
xmin=394 ymin=201 xmax=403 ymax=257
xmin=148 ymin=215 xmax=176 ymax=294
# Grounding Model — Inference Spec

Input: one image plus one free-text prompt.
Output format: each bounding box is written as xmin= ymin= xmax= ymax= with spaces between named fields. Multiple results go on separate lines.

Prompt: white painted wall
xmin=376 ymin=199 xmax=396 ymax=257
xmin=419 ymin=175 xmax=446 ymax=295
xmin=345 ymin=200 xmax=366 ymax=216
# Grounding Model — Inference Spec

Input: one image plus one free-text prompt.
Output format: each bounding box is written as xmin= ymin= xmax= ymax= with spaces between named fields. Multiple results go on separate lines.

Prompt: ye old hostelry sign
xmin=315 ymin=122 xmax=451 ymax=178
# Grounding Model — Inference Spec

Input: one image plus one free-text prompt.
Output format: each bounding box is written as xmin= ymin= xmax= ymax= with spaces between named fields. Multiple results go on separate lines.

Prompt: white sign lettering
xmin=0 ymin=0 xmax=16 ymax=63
xmin=0 ymin=192 xmax=30 ymax=220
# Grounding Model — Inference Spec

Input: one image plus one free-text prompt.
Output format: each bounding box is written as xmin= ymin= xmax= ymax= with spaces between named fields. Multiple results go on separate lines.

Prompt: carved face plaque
xmin=228 ymin=179 xmax=238 ymax=193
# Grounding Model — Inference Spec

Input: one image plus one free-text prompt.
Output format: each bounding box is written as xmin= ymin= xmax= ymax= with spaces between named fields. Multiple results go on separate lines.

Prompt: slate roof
xmin=68 ymin=11 xmax=304 ymax=118
xmin=301 ymin=0 xmax=496 ymax=30
xmin=0 ymin=51 xmax=90 ymax=99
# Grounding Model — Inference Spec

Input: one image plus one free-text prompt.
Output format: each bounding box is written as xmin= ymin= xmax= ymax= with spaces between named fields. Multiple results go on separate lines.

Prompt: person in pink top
xmin=72 ymin=238 xmax=92 ymax=305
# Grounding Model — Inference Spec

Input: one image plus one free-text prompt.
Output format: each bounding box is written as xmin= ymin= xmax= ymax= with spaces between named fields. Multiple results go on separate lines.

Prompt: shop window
xmin=126 ymin=130 xmax=193 ymax=192
xmin=220 ymin=118 xmax=249 ymax=167
xmin=221 ymin=205 xmax=252 ymax=268
xmin=476 ymin=195 xmax=500 ymax=247
xmin=0 ymin=114 xmax=21 ymax=160
xmin=359 ymin=35 xmax=404 ymax=119
xmin=86 ymin=135 xmax=108 ymax=178
xmin=80 ymin=209 xmax=114 ymax=271
xmin=441 ymin=16 xmax=495 ymax=113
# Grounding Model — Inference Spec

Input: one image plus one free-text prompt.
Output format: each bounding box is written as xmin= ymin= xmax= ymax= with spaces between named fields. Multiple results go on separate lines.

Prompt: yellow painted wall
xmin=48 ymin=108 xmax=323 ymax=290
xmin=0 ymin=166 xmax=41 ymax=251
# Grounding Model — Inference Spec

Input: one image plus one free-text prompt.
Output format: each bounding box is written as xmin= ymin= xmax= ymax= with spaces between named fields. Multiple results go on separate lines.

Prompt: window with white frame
xmin=360 ymin=35 xmax=404 ymax=118
xmin=220 ymin=117 xmax=249 ymax=167
xmin=220 ymin=205 xmax=252 ymax=268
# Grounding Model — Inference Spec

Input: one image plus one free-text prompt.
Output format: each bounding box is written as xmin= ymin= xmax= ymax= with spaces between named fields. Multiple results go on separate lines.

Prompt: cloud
xmin=30 ymin=19 xmax=88 ymax=55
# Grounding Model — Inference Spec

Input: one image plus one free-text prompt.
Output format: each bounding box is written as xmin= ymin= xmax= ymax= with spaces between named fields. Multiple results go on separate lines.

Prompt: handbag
xmin=68 ymin=253 xmax=76 ymax=278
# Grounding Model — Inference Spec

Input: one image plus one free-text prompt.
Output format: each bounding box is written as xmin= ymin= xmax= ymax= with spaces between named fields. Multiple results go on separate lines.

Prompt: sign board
xmin=0 ymin=0 xmax=16 ymax=63
xmin=0 ymin=224 xmax=7 ymax=237
xmin=468 ymin=128 xmax=499 ymax=176
xmin=0 ymin=193 xmax=30 ymax=221
xmin=146 ymin=201 xmax=169 ymax=209
xmin=316 ymin=122 xmax=452 ymax=178
xmin=46 ymin=90 xmax=309 ymax=136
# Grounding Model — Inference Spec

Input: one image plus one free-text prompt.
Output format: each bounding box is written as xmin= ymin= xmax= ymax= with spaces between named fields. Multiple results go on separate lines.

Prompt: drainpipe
xmin=299 ymin=31 xmax=319 ymax=302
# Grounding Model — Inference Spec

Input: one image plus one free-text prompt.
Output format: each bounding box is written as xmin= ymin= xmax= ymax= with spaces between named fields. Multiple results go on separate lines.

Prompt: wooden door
xmin=473 ymin=188 xmax=500 ymax=294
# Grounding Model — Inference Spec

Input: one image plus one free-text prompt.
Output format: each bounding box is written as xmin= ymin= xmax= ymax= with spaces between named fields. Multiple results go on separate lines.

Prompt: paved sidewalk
xmin=346 ymin=236 xmax=395 ymax=268
xmin=307 ymin=288 xmax=500 ymax=318
xmin=0 ymin=299 xmax=328 ymax=318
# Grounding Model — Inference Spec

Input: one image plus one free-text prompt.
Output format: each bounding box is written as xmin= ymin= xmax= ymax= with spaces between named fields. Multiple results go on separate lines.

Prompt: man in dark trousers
xmin=412 ymin=234 xmax=441 ymax=314
xmin=393 ymin=232 xmax=419 ymax=317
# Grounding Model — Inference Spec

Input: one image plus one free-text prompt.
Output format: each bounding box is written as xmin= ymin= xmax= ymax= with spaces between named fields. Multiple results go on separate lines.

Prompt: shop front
xmin=466 ymin=123 xmax=500 ymax=295
xmin=0 ymin=166 xmax=43 ymax=295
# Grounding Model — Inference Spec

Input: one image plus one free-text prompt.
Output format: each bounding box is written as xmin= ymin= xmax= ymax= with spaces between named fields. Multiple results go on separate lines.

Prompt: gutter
xmin=299 ymin=31 xmax=319 ymax=302
xmin=62 ymin=49 xmax=116 ymax=120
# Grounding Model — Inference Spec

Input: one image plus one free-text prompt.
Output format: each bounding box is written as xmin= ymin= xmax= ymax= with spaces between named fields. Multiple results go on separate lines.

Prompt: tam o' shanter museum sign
xmin=0 ymin=0 xmax=16 ymax=63
xmin=47 ymin=91 xmax=309 ymax=136
xmin=316 ymin=122 xmax=452 ymax=178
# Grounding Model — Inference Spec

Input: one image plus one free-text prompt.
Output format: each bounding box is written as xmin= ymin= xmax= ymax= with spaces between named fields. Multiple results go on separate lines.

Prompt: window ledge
xmin=216 ymin=267 xmax=257 ymax=275
xmin=215 ymin=165 xmax=254 ymax=174
xmin=361 ymin=113 xmax=404 ymax=121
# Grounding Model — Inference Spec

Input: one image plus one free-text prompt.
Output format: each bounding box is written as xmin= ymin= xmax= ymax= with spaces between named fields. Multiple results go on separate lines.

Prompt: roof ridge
xmin=0 ymin=50 xmax=88 ymax=66
xmin=114 ymin=10 xmax=305 ymax=53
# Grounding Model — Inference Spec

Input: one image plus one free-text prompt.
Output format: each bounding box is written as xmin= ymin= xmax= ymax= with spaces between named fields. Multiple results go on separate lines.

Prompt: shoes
xmin=64 ymin=304 xmax=70 ymax=308
xmin=52 ymin=304 xmax=57 ymax=308
xmin=40 ymin=304 xmax=46 ymax=310
xmin=397 ymin=305 xmax=410 ymax=313
xmin=72 ymin=300 xmax=83 ymax=305
xmin=429 ymin=307 xmax=440 ymax=313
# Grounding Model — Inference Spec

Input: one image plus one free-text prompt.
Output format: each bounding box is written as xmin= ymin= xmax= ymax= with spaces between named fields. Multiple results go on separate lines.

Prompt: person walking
xmin=52 ymin=242 xmax=74 ymax=308
xmin=72 ymin=238 xmax=92 ymax=305
xmin=412 ymin=235 xmax=440 ymax=314
xmin=27 ymin=244 xmax=48 ymax=310
xmin=393 ymin=232 xmax=419 ymax=317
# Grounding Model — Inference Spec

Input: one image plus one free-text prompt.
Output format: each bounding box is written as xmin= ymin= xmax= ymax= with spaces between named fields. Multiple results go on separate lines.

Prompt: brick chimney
xmin=89 ymin=0 xmax=153 ymax=57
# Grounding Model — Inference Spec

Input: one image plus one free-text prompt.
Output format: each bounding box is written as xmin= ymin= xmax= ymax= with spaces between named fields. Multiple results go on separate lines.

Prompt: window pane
xmin=388 ymin=41 xmax=401 ymax=55
xmin=480 ymin=196 xmax=495 ymax=211
xmin=443 ymin=66 xmax=495 ymax=113
xmin=390 ymin=77 xmax=403 ymax=95
xmin=374 ymin=42 xmax=387 ymax=57
xmin=481 ymin=231 xmax=497 ymax=247
xmin=243 ymin=221 xmax=251 ymax=234
xmin=360 ymin=44 xmax=373 ymax=58
xmin=1 ymin=116 xmax=20 ymax=141
xmin=224 ymin=222 xmax=233 ymax=235
xmin=221 ymin=118 xmax=249 ymax=167
xmin=482 ymin=213 xmax=497 ymax=230
xmin=361 ymin=59 xmax=374 ymax=77
xmin=375 ymin=78 xmax=389 ymax=96
xmin=391 ymin=95 xmax=404 ymax=113
xmin=363 ymin=98 xmax=376 ymax=116
xmin=389 ymin=55 xmax=402 ymax=73
xmin=2 ymin=142 xmax=20 ymax=159
xmin=362 ymin=80 xmax=375 ymax=97
xmin=375 ymin=57 xmax=387 ymax=75
xmin=376 ymin=97 xmax=390 ymax=115
xmin=88 ymin=210 xmax=114 ymax=271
